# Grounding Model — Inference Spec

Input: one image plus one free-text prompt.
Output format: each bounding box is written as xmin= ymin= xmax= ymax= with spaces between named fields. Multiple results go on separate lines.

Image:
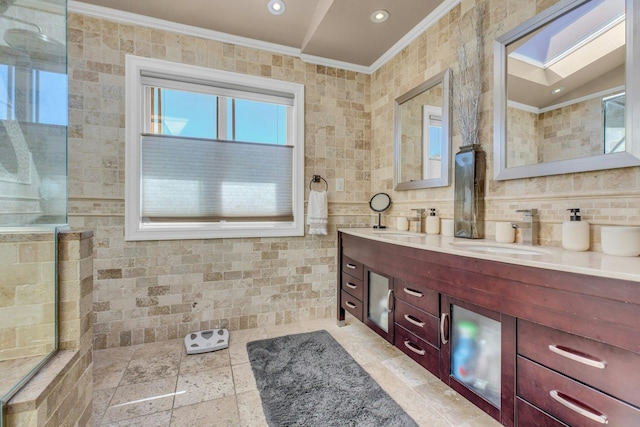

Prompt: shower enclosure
xmin=0 ymin=0 xmax=67 ymax=424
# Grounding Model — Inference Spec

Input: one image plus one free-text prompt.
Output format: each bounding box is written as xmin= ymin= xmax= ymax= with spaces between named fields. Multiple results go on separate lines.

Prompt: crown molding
xmin=67 ymin=1 xmax=300 ymax=58
xmin=68 ymin=0 xmax=460 ymax=75
xmin=299 ymin=53 xmax=372 ymax=74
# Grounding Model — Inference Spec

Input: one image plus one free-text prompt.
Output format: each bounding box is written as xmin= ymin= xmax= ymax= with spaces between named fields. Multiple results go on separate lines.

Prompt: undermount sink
xmin=450 ymin=243 xmax=547 ymax=256
xmin=373 ymin=232 xmax=422 ymax=238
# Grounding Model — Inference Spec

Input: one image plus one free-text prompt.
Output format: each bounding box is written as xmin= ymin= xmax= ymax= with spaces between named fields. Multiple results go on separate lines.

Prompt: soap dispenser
xmin=426 ymin=208 xmax=440 ymax=235
xmin=562 ymin=208 xmax=589 ymax=251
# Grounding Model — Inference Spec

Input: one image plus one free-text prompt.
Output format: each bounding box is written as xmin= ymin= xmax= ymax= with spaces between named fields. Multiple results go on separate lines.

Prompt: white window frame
xmin=125 ymin=55 xmax=305 ymax=241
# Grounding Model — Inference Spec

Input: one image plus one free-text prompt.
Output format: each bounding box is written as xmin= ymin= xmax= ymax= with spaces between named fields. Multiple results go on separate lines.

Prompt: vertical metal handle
xmin=548 ymin=345 xmax=606 ymax=369
xmin=549 ymin=390 xmax=608 ymax=424
xmin=386 ymin=289 xmax=394 ymax=312
xmin=440 ymin=313 xmax=449 ymax=345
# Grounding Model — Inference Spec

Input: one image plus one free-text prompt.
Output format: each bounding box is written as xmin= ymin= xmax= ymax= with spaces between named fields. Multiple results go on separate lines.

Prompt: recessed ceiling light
xmin=551 ymin=87 xmax=564 ymax=95
xmin=370 ymin=9 xmax=389 ymax=23
xmin=268 ymin=0 xmax=285 ymax=15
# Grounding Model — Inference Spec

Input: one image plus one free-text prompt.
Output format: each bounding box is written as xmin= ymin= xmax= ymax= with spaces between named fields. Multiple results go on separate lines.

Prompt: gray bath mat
xmin=246 ymin=330 xmax=419 ymax=427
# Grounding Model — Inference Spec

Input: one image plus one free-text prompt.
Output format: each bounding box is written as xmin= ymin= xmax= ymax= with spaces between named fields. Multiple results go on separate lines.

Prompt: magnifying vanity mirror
xmin=369 ymin=192 xmax=391 ymax=229
xmin=394 ymin=69 xmax=452 ymax=190
xmin=493 ymin=0 xmax=640 ymax=180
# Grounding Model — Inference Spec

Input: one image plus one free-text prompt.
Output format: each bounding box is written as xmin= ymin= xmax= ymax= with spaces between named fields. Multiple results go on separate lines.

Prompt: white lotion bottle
xmin=562 ymin=208 xmax=589 ymax=251
xmin=426 ymin=208 xmax=440 ymax=235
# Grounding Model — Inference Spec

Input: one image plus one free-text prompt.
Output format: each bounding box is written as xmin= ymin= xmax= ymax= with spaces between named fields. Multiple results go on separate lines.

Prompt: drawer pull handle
xmin=548 ymin=345 xmax=606 ymax=369
xmin=549 ymin=390 xmax=608 ymax=424
xmin=346 ymin=263 xmax=357 ymax=270
xmin=404 ymin=340 xmax=426 ymax=356
xmin=403 ymin=287 xmax=423 ymax=298
xmin=345 ymin=282 xmax=357 ymax=289
xmin=404 ymin=314 xmax=425 ymax=328
xmin=345 ymin=301 xmax=357 ymax=309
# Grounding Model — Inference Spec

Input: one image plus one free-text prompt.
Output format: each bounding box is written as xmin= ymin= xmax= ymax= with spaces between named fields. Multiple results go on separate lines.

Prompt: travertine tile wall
xmin=6 ymin=230 xmax=94 ymax=427
xmin=66 ymin=13 xmax=372 ymax=349
xmin=537 ymin=98 xmax=602 ymax=163
xmin=0 ymin=234 xmax=56 ymax=361
xmin=69 ymin=0 xmax=640 ymax=349
xmin=506 ymin=107 xmax=538 ymax=167
xmin=371 ymin=0 xmax=640 ymax=247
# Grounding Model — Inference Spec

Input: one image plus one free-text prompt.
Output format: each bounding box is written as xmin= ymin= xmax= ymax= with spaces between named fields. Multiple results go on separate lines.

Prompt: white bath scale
xmin=184 ymin=329 xmax=229 ymax=355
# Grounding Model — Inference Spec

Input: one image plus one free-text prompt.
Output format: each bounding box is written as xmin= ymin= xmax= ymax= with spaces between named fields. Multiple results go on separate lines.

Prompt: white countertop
xmin=340 ymin=228 xmax=640 ymax=283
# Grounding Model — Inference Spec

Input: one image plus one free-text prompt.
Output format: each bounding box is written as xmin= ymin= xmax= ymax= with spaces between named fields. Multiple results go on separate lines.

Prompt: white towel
xmin=307 ymin=190 xmax=328 ymax=235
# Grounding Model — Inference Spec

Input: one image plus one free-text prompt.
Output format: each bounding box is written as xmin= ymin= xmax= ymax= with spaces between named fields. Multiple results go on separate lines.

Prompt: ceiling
xmin=72 ymin=0 xmax=451 ymax=71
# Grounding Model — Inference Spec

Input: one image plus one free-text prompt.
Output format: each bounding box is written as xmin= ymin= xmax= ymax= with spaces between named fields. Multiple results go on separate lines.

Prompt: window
xmin=1 ymin=65 xmax=67 ymax=125
xmin=125 ymin=55 xmax=304 ymax=240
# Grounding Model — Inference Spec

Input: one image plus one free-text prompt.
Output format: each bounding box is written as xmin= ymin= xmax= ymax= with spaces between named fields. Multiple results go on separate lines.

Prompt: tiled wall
xmin=537 ymin=98 xmax=602 ymax=163
xmin=506 ymin=107 xmax=538 ymax=167
xmin=66 ymin=13 xmax=372 ymax=349
xmin=371 ymin=0 xmax=640 ymax=247
xmin=68 ymin=0 xmax=640 ymax=349
xmin=6 ymin=230 xmax=94 ymax=427
xmin=0 ymin=233 xmax=56 ymax=361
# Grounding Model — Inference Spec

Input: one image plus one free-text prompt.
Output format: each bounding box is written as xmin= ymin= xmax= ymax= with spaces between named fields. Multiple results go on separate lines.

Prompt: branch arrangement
xmin=455 ymin=5 xmax=485 ymax=147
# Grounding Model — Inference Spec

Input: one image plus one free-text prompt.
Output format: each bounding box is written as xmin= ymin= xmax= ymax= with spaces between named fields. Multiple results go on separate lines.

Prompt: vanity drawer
xmin=516 ymin=397 xmax=569 ymax=427
xmin=394 ymin=279 xmax=439 ymax=316
xmin=394 ymin=299 xmax=439 ymax=346
xmin=342 ymin=255 xmax=363 ymax=280
xmin=517 ymin=356 xmax=640 ymax=427
xmin=518 ymin=319 xmax=640 ymax=407
xmin=341 ymin=290 xmax=362 ymax=321
xmin=341 ymin=272 xmax=363 ymax=300
xmin=395 ymin=324 xmax=440 ymax=377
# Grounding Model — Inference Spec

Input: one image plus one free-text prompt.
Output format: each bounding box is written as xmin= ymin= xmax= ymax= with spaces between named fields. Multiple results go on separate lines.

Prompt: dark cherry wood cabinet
xmin=363 ymin=266 xmax=394 ymax=343
xmin=439 ymin=296 xmax=516 ymax=426
xmin=394 ymin=277 xmax=441 ymax=377
xmin=336 ymin=231 xmax=640 ymax=427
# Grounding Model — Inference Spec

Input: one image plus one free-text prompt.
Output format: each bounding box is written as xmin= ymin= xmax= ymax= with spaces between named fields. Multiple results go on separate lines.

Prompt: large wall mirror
xmin=394 ymin=69 xmax=452 ymax=190
xmin=493 ymin=0 xmax=640 ymax=180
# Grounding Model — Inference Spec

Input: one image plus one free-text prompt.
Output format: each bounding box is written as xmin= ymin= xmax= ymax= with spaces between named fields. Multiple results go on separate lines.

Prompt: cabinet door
xmin=363 ymin=267 xmax=394 ymax=343
xmin=440 ymin=296 xmax=516 ymax=427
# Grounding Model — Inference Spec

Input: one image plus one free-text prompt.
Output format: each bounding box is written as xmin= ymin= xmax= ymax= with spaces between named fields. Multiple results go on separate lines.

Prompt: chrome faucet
xmin=512 ymin=209 xmax=539 ymax=245
xmin=410 ymin=208 xmax=425 ymax=233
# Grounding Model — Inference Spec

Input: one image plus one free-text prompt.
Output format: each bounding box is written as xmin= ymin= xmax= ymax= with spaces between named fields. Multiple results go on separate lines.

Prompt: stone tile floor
xmin=93 ymin=315 xmax=501 ymax=426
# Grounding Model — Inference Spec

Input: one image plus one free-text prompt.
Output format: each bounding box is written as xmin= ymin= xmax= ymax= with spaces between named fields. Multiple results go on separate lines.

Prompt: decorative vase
xmin=454 ymin=144 xmax=485 ymax=238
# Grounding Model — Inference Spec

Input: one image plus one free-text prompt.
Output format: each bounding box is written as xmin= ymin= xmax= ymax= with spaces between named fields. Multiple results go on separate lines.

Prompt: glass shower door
xmin=0 ymin=0 xmax=67 ymax=424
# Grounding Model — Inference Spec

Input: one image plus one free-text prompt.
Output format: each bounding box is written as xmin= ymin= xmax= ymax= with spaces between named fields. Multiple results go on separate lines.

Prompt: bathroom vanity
xmin=337 ymin=229 xmax=640 ymax=426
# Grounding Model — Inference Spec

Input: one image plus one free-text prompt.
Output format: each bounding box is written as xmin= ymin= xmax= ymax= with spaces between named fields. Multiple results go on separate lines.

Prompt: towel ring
xmin=309 ymin=175 xmax=328 ymax=191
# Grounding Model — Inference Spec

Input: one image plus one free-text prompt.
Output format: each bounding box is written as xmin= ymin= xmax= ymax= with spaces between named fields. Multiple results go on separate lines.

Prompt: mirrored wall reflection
xmin=505 ymin=0 xmax=625 ymax=168
xmin=0 ymin=0 xmax=67 ymax=226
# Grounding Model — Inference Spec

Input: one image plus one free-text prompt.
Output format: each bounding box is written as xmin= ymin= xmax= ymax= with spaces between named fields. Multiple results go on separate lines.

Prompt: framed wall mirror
xmin=493 ymin=0 xmax=640 ymax=180
xmin=394 ymin=68 xmax=452 ymax=190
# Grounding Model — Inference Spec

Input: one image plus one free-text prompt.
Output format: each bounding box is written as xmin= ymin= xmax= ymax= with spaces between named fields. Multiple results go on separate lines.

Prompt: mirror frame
xmin=394 ymin=68 xmax=452 ymax=190
xmin=493 ymin=0 xmax=640 ymax=180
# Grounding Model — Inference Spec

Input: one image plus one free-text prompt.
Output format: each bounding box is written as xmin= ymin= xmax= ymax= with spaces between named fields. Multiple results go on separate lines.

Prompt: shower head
xmin=5 ymin=28 xmax=64 ymax=57
xmin=0 ymin=0 xmax=15 ymax=14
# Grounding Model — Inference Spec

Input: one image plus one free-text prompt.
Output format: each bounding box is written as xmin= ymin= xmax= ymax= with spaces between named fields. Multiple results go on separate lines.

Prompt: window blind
xmin=141 ymin=135 xmax=293 ymax=221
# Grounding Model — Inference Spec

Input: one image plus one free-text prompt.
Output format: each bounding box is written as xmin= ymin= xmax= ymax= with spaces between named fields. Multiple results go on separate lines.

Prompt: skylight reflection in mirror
xmin=509 ymin=0 xmax=625 ymax=68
